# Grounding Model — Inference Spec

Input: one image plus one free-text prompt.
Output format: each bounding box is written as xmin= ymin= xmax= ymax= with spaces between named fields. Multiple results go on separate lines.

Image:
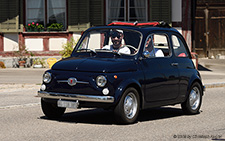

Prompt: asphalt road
xmin=0 ymin=68 xmax=47 ymax=84
xmin=0 ymin=85 xmax=224 ymax=141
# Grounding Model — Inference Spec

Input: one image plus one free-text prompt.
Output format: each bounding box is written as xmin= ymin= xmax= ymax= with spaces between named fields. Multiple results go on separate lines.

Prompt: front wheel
xmin=41 ymin=99 xmax=66 ymax=119
xmin=114 ymin=88 xmax=140 ymax=124
xmin=181 ymin=82 xmax=203 ymax=114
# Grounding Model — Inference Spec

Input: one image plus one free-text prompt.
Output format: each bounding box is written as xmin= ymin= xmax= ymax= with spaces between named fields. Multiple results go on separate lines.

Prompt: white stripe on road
xmin=0 ymin=103 xmax=40 ymax=109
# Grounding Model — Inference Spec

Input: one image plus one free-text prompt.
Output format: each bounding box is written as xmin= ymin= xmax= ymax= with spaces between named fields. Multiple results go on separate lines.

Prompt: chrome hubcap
xmin=189 ymin=87 xmax=200 ymax=110
xmin=124 ymin=92 xmax=138 ymax=119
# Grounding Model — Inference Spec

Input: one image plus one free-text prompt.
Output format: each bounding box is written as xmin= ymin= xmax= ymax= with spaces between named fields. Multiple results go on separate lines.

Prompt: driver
xmin=102 ymin=29 xmax=131 ymax=54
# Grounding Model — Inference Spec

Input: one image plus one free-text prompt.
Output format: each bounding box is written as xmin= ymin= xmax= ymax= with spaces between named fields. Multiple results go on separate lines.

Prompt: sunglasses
xmin=111 ymin=32 xmax=122 ymax=38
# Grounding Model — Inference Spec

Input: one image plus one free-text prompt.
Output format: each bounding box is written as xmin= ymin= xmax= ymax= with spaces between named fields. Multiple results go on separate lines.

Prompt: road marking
xmin=0 ymin=103 xmax=40 ymax=109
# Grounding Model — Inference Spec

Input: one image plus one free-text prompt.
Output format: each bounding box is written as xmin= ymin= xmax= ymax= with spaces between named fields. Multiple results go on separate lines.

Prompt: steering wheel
xmin=125 ymin=45 xmax=138 ymax=54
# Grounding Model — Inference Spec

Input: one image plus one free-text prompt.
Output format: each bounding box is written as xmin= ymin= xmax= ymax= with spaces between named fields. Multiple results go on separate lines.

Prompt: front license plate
xmin=57 ymin=100 xmax=79 ymax=109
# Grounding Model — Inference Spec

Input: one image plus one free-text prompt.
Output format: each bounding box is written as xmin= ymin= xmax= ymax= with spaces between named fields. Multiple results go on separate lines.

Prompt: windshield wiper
xmin=76 ymin=49 xmax=97 ymax=56
xmin=95 ymin=49 xmax=121 ymax=56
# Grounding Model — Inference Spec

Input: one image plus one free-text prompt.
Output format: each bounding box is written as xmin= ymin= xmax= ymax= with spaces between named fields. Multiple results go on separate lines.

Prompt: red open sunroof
xmin=108 ymin=22 xmax=160 ymax=27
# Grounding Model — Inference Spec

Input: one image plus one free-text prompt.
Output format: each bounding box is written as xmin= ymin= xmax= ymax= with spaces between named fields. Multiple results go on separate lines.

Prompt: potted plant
xmin=26 ymin=22 xmax=44 ymax=32
xmin=47 ymin=23 xmax=64 ymax=31
xmin=14 ymin=43 xmax=33 ymax=68
xmin=0 ymin=61 xmax=6 ymax=69
xmin=33 ymin=58 xmax=45 ymax=68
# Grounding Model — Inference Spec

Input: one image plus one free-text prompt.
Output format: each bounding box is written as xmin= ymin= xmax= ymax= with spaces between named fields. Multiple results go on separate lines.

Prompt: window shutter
xmin=19 ymin=0 xmax=24 ymax=29
xmin=90 ymin=0 xmax=104 ymax=26
xmin=68 ymin=0 xmax=104 ymax=32
xmin=150 ymin=0 xmax=171 ymax=24
xmin=68 ymin=0 xmax=90 ymax=32
xmin=0 ymin=0 xmax=22 ymax=33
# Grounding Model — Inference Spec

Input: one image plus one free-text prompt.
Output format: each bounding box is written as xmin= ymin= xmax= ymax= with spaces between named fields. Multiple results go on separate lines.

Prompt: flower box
xmin=25 ymin=22 xmax=44 ymax=32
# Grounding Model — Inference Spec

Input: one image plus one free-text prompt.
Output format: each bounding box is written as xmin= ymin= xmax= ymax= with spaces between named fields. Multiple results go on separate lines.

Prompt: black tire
xmin=181 ymin=82 xmax=203 ymax=114
xmin=114 ymin=87 xmax=140 ymax=124
xmin=41 ymin=99 xmax=66 ymax=119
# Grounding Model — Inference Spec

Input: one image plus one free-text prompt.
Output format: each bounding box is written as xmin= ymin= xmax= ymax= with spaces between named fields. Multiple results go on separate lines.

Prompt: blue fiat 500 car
xmin=38 ymin=22 xmax=204 ymax=124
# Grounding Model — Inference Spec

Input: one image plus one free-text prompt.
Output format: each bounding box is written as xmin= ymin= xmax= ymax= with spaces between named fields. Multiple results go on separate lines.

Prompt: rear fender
xmin=186 ymin=72 xmax=204 ymax=98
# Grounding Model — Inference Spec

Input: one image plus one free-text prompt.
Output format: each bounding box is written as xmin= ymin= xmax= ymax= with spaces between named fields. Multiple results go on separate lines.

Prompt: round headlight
xmin=43 ymin=72 xmax=52 ymax=83
xmin=96 ymin=75 xmax=107 ymax=87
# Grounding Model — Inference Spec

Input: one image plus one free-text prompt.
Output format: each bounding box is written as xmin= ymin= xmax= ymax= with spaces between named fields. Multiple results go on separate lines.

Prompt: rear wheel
xmin=181 ymin=82 xmax=203 ymax=114
xmin=114 ymin=87 xmax=140 ymax=124
xmin=41 ymin=99 xmax=66 ymax=119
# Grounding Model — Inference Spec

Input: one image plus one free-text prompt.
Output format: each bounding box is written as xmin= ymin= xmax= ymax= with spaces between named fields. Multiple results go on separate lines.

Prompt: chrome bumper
xmin=37 ymin=91 xmax=114 ymax=103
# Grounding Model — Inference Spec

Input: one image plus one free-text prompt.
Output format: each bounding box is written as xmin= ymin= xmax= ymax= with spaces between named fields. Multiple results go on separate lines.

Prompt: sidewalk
xmin=198 ymin=58 xmax=225 ymax=88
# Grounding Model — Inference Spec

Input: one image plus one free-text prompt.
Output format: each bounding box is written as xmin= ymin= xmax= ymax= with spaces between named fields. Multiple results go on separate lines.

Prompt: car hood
xmin=52 ymin=57 xmax=137 ymax=73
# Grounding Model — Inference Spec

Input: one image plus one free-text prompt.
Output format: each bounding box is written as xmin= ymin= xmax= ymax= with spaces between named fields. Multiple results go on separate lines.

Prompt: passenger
xmin=145 ymin=36 xmax=164 ymax=57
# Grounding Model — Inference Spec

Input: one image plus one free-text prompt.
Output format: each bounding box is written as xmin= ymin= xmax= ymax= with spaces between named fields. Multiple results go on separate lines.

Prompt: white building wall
xmin=171 ymin=0 xmax=183 ymax=37
xmin=3 ymin=34 xmax=18 ymax=51
xmin=25 ymin=38 xmax=43 ymax=51
xmin=89 ymin=34 xmax=101 ymax=50
xmin=73 ymin=34 xmax=81 ymax=42
xmin=49 ymin=38 xmax=67 ymax=51
xmin=172 ymin=0 xmax=182 ymax=22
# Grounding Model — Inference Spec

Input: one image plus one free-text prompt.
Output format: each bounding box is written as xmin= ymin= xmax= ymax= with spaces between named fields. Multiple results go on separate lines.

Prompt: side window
xmin=144 ymin=34 xmax=170 ymax=57
xmin=172 ymin=35 xmax=189 ymax=57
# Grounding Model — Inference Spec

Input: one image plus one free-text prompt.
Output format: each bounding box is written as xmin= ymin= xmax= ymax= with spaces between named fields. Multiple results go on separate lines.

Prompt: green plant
xmin=33 ymin=58 xmax=45 ymax=67
xmin=60 ymin=38 xmax=77 ymax=58
xmin=26 ymin=22 xmax=44 ymax=31
xmin=47 ymin=23 xmax=64 ymax=31
xmin=14 ymin=42 xmax=34 ymax=61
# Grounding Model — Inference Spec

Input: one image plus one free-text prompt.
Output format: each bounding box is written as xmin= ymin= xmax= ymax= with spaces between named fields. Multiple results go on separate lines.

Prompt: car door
xmin=141 ymin=33 xmax=180 ymax=102
xmin=171 ymin=34 xmax=194 ymax=98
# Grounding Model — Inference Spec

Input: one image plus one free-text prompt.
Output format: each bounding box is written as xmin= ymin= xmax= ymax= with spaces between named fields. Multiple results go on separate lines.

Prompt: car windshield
xmin=74 ymin=29 xmax=142 ymax=56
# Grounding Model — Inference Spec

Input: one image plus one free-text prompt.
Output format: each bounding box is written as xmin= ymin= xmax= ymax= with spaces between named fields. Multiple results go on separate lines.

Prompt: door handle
xmin=171 ymin=63 xmax=178 ymax=66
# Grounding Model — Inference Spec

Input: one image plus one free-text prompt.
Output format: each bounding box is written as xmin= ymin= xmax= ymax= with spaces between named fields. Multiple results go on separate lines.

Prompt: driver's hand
xmin=112 ymin=50 xmax=118 ymax=52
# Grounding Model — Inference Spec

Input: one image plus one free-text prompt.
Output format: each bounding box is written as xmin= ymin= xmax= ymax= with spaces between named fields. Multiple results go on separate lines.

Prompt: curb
xmin=204 ymin=82 xmax=225 ymax=88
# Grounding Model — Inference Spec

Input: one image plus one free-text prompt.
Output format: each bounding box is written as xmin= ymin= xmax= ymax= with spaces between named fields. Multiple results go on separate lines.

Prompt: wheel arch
xmin=186 ymin=77 xmax=204 ymax=99
xmin=182 ymin=80 xmax=203 ymax=115
xmin=125 ymin=83 xmax=143 ymax=109
xmin=114 ymin=79 xmax=144 ymax=109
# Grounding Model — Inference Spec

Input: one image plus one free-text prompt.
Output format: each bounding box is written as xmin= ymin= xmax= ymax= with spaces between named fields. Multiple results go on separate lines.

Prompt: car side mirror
xmin=143 ymin=51 xmax=150 ymax=58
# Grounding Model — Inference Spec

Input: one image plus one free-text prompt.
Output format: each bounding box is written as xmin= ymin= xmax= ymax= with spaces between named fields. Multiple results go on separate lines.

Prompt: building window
xmin=26 ymin=0 xmax=66 ymax=31
xmin=107 ymin=0 xmax=147 ymax=24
